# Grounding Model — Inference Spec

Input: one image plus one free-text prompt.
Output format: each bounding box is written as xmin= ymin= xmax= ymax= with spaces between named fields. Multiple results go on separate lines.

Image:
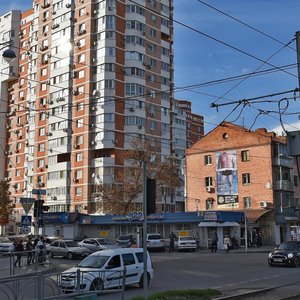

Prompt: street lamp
xmin=2 ymin=48 xmax=16 ymax=62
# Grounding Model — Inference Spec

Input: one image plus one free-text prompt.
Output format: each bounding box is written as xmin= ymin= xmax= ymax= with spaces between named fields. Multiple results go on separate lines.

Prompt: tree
xmin=93 ymin=139 xmax=183 ymax=215
xmin=0 ymin=180 xmax=14 ymax=235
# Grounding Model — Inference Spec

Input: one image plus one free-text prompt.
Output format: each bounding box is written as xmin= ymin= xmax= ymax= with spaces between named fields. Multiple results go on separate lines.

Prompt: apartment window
xmin=76 ymin=135 xmax=83 ymax=145
xmin=205 ymin=177 xmax=213 ymax=187
xmin=78 ymin=70 xmax=85 ymax=78
xmin=78 ymin=54 xmax=85 ymax=63
xmin=75 ymin=187 xmax=82 ymax=196
xmin=76 ymin=153 xmax=83 ymax=162
xmin=241 ymin=150 xmax=250 ymax=162
xmin=16 ymin=156 xmax=21 ymax=164
xmin=41 ymin=68 xmax=47 ymax=76
xmin=75 ymin=170 xmax=83 ymax=179
xmin=244 ymin=197 xmax=252 ymax=208
xmin=294 ymin=175 xmax=299 ymax=187
xmin=39 ymin=128 xmax=45 ymax=136
xmin=38 ymin=159 xmax=44 ymax=168
xmin=77 ymin=102 xmax=84 ymax=111
xmin=79 ymin=8 xmax=86 ymax=16
xmin=242 ymin=173 xmax=251 ymax=185
xmin=150 ymin=28 xmax=156 ymax=37
xmin=77 ymin=119 xmax=84 ymax=128
xmin=206 ymin=199 xmax=213 ymax=210
xmin=204 ymin=155 xmax=212 ymax=165
xmin=150 ymin=120 xmax=156 ymax=130
xmin=38 ymin=143 xmax=45 ymax=152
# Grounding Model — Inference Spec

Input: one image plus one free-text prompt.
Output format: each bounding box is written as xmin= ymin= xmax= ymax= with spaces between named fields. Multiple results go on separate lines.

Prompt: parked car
xmin=0 ymin=237 xmax=14 ymax=253
xmin=78 ymin=238 xmax=119 ymax=253
xmin=116 ymin=235 xmax=134 ymax=247
xmin=60 ymin=248 xmax=153 ymax=292
xmin=175 ymin=236 xmax=197 ymax=252
xmin=47 ymin=239 xmax=90 ymax=259
xmin=268 ymin=241 xmax=300 ymax=267
xmin=146 ymin=234 xmax=165 ymax=251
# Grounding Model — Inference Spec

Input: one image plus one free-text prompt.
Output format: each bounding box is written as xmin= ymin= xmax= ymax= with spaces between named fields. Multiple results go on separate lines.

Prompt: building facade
xmin=0 ymin=0 xmax=204 ymax=230
xmin=185 ymin=122 xmax=300 ymax=246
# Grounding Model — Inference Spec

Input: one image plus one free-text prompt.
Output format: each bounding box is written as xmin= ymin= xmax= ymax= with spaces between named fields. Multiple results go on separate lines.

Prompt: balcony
xmin=274 ymin=180 xmax=294 ymax=191
xmin=272 ymin=155 xmax=293 ymax=168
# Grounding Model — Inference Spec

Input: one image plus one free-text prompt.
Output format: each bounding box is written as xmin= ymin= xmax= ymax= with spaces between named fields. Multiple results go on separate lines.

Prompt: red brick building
xmin=185 ymin=122 xmax=299 ymax=246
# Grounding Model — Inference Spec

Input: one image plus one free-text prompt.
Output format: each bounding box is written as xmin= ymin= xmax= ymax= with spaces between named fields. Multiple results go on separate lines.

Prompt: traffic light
xmin=33 ymin=200 xmax=44 ymax=218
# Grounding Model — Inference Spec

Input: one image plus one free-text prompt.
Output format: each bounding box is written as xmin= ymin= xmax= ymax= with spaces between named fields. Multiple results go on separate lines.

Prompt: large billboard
xmin=216 ymin=150 xmax=238 ymax=199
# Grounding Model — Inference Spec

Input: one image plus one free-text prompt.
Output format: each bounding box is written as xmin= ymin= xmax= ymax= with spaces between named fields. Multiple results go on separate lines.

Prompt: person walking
xmin=14 ymin=239 xmax=24 ymax=267
xmin=169 ymin=231 xmax=176 ymax=253
xmin=36 ymin=236 xmax=45 ymax=265
xmin=26 ymin=237 xmax=34 ymax=265
xmin=211 ymin=232 xmax=218 ymax=253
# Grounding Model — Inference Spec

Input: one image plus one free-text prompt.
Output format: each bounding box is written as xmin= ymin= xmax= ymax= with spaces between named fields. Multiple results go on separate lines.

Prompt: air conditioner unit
xmin=138 ymin=125 xmax=143 ymax=130
xmin=73 ymin=178 xmax=79 ymax=183
xmin=73 ymin=144 xmax=79 ymax=149
xmin=66 ymin=3 xmax=71 ymax=8
xmin=93 ymin=10 xmax=98 ymax=15
xmin=63 ymin=128 xmax=68 ymax=133
xmin=90 ymin=141 xmax=96 ymax=146
xmin=206 ymin=186 xmax=211 ymax=192
xmin=259 ymin=201 xmax=268 ymax=208
xmin=150 ymin=112 xmax=154 ymax=117
xmin=46 ymin=132 xmax=52 ymax=136
xmin=91 ymin=106 xmax=97 ymax=111
xmin=38 ymin=182 xmax=45 ymax=187
xmin=129 ymin=107 xmax=135 ymax=112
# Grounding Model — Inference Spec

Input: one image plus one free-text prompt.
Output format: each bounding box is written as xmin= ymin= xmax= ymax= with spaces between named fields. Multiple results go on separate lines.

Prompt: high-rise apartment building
xmin=0 ymin=0 xmax=203 ymax=224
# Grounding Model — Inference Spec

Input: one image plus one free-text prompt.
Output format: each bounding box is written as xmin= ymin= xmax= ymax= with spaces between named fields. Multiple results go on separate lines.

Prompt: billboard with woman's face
xmin=216 ymin=150 xmax=238 ymax=199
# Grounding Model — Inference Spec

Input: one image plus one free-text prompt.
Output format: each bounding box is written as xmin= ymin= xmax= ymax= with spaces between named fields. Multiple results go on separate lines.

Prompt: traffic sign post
xmin=20 ymin=197 xmax=35 ymax=215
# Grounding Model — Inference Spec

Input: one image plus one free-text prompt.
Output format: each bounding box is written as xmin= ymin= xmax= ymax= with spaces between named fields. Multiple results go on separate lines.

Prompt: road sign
xmin=32 ymin=189 xmax=46 ymax=195
xmin=21 ymin=215 xmax=32 ymax=227
xmin=20 ymin=197 xmax=35 ymax=215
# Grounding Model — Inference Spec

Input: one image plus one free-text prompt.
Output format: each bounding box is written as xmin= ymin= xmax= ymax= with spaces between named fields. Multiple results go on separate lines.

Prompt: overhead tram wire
xmin=211 ymin=38 xmax=296 ymax=106
xmin=128 ymin=0 xmax=298 ymax=80
xmin=196 ymin=0 xmax=296 ymax=51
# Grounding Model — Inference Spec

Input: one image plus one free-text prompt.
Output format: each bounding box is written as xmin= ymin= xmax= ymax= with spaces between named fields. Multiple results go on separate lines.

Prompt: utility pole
xmin=295 ymin=31 xmax=300 ymax=90
xmin=142 ymin=161 xmax=148 ymax=299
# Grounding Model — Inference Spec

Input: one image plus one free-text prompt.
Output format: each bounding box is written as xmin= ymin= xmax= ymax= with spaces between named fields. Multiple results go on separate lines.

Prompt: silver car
xmin=47 ymin=240 xmax=90 ymax=259
xmin=0 ymin=237 xmax=14 ymax=253
xmin=78 ymin=238 xmax=119 ymax=253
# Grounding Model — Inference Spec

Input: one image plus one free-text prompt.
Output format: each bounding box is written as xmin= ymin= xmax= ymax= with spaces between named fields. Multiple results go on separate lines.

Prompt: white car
xmin=60 ymin=248 xmax=153 ymax=292
xmin=147 ymin=234 xmax=165 ymax=251
xmin=0 ymin=237 xmax=14 ymax=253
xmin=175 ymin=236 xmax=197 ymax=252
xmin=78 ymin=238 xmax=120 ymax=253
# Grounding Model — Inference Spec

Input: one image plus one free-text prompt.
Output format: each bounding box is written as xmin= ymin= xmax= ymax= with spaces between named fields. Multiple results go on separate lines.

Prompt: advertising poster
xmin=216 ymin=150 xmax=238 ymax=197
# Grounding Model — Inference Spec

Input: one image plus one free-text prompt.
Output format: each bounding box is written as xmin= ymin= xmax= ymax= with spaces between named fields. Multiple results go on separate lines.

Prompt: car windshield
xmin=78 ymin=255 xmax=109 ymax=268
xmin=180 ymin=237 xmax=192 ymax=241
xmin=148 ymin=235 xmax=161 ymax=240
xmin=65 ymin=241 xmax=79 ymax=247
xmin=0 ymin=238 xmax=11 ymax=243
xmin=97 ymin=239 xmax=114 ymax=245
xmin=278 ymin=242 xmax=300 ymax=251
xmin=119 ymin=236 xmax=130 ymax=240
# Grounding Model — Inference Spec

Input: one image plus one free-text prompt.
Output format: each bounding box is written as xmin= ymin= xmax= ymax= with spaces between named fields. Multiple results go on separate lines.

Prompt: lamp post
xmin=0 ymin=40 xmax=16 ymax=63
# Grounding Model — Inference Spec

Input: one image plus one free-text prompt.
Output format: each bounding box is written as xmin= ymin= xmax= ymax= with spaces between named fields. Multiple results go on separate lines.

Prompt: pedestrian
xmin=14 ymin=239 xmax=24 ymax=267
xmin=211 ymin=232 xmax=218 ymax=253
xmin=169 ymin=231 xmax=176 ymax=253
xmin=193 ymin=232 xmax=200 ymax=251
xmin=36 ymin=236 xmax=45 ymax=265
xmin=26 ymin=237 xmax=34 ymax=265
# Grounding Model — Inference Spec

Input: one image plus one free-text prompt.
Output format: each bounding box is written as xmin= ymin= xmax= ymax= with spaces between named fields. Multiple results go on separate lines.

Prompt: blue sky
xmin=2 ymin=0 xmax=300 ymax=134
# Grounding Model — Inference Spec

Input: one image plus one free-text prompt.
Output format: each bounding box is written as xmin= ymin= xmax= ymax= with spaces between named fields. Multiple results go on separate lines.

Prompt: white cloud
xmin=271 ymin=122 xmax=300 ymax=135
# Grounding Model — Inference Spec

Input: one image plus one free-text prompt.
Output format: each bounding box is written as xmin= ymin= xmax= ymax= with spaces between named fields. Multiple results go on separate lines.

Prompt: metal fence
xmin=0 ymin=265 xmax=127 ymax=300
xmin=8 ymin=250 xmax=52 ymax=277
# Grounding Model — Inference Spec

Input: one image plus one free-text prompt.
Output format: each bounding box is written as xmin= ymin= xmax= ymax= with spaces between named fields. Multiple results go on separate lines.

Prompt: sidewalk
xmin=199 ymin=245 xmax=274 ymax=254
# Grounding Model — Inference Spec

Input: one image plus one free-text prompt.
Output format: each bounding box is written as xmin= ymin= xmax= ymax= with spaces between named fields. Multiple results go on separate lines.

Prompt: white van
xmin=60 ymin=248 xmax=153 ymax=292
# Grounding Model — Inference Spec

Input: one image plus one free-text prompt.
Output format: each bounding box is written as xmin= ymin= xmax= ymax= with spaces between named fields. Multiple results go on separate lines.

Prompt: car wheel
xmin=67 ymin=252 xmax=73 ymax=260
xmin=90 ymin=278 xmax=103 ymax=291
xmin=294 ymin=257 xmax=300 ymax=267
xmin=48 ymin=251 xmax=53 ymax=258
xmin=139 ymin=273 xmax=150 ymax=288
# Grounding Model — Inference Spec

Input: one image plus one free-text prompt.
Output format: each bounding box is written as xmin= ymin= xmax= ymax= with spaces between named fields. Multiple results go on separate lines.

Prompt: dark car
xmin=116 ymin=235 xmax=134 ymax=247
xmin=268 ymin=241 xmax=300 ymax=267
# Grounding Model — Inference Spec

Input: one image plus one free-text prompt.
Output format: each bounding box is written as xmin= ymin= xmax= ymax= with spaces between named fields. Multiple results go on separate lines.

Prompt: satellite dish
xmin=265 ymin=182 xmax=271 ymax=189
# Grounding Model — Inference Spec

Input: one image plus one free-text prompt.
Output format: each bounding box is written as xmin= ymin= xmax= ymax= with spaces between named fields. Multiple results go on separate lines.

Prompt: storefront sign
xmin=217 ymin=195 xmax=239 ymax=205
xmin=203 ymin=211 xmax=217 ymax=221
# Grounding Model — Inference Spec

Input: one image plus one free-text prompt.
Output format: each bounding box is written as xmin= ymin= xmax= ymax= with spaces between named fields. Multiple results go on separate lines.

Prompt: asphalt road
xmin=1 ymin=250 xmax=300 ymax=299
